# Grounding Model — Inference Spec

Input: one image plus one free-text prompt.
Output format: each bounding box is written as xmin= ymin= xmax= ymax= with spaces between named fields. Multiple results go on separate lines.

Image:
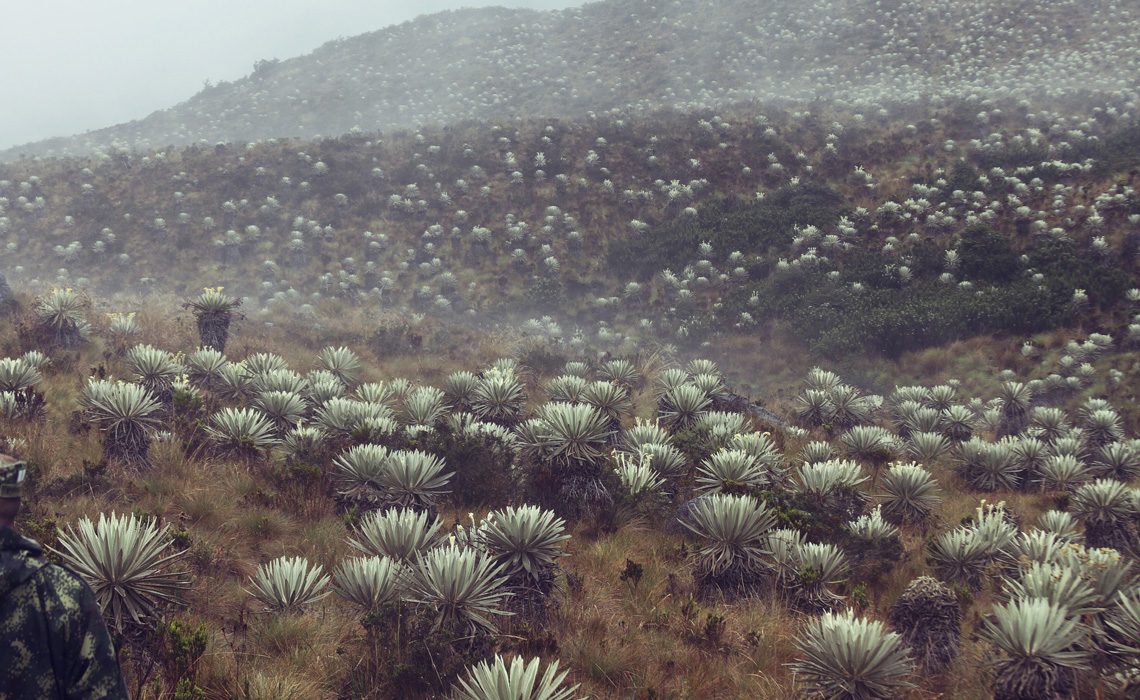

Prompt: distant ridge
xmin=4 ymin=0 xmax=1139 ymax=160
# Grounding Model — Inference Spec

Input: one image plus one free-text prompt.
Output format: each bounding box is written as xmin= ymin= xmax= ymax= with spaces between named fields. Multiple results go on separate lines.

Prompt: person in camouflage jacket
xmin=1 ymin=454 xmax=129 ymax=699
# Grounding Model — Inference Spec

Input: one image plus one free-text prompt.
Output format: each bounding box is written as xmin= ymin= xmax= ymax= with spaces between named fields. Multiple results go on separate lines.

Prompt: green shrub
xmin=607 ymin=182 xmax=845 ymax=278
xmin=408 ymin=422 xmax=517 ymax=508
xmin=956 ymin=224 xmax=1019 ymax=284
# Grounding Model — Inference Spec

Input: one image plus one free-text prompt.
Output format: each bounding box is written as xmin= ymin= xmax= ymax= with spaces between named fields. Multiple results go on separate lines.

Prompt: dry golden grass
xmin=1 ymin=295 xmax=1134 ymax=699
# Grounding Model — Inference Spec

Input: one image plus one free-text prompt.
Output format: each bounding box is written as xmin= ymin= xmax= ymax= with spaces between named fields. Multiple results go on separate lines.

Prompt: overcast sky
xmin=0 ymin=0 xmax=584 ymax=150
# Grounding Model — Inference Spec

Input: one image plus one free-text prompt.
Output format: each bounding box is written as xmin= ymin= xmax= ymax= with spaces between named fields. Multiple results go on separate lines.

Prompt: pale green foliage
xmin=792 ymin=541 xmax=850 ymax=610
xmin=1036 ymin=454 xmax=1090 ymax=492
xmin=980 ymin=598 xmax=1090 ymax=698
xmin=1057 ymin=545 xmax=1136 ymax=605
xmin=314 ymin=398 xmax=396 ymax=439
xmin=581 ymin=380 xmax=632 ymax=425
xmin=52 ymin=512 xmax=190 ymax=633
xmin=627 ymin=442 xmax=686 ymax=478
xmin=794 ymin=459 xmax=868 ymax=499
xmin=940 ymin=404 xmax=976 ymax=441
xmin=247 ymin=556 xmax=331 ymax=613
xmin=1104 ymin=593 xmax=1140 ymax=692
xmin=1050 ymin=435 xmax=1086 ymax=461
xmin=972 ymin=502 xmax=1019 ymax=557
xmin=19 ymin=350 xmax=49 ymax=371
xmin=800 ymin=440 xmax=834 ymax=465
xmin=795 ymin=389 xmax=831 ymax=427
xmin=243 ymin=352 xmax=289 ymax=376
xmin=334 ymin=444 xmax=392 ymax=489
xmin=401 ymin=386 xmax=447 ymax=426
xmin=731 ymin=432 xmax=786 ymax=480
xmin=0 ymin=357 xmax=41 ymax=392
xmin=546 ymin=375 xmax=588 ymax=403
xmin=789 ymin=609 xmax=914 ymax=699
xmin=655 ymin=367 xmax=691 ymax=396
xmin=598 ymin=358 xmax=639 ymax=388
xmin=622 ymin=420 xmax=672 ymax=451
xmin=925 ymin=385 xmax=957 ymax=412
xmin=186 ymin=287 xmax=240 ymax=314
xmin=536 ymin=402 xmax=614 ymax=466
xmin=804 ymin=367 xmax=842 ymax=392
xmin=562 ymin=361 xmax=590 ymax=378
xmin=305 ymin=377 xmax=346 ymax=405
xmin=81 ymin=379 xmax=164 ymax=467
xmin=349 ymin=507 xmax=443 ymax=562
xmin=682 ymin=493 xmax=775 ymax=578
xmin=34 ymin=287 xmax=90 ymax=342
xmin=695 ymin=448 xmax=766 ymax=494
xmin=1069 ymin=478 xmax=1136 ymax=527
xmin=0 ymin=392 xmax=19 ymax=419
xmin=697 ymin=411 xmax=750 ymax=448
xmin=764 ymin=529 xmax=805 ymax=587
xmin=186 ymin=347 xmax=227 ymax=385
xmin=444 ymin=371 xmax=481 ymax=410
xmin=1008 ymin=530 xmax=1066 ymax=566
xmin=613 ymin=451 xmax=668 ymax=497
xmin=253 ymin=391 xmax=307 ymax=434
xmin=206 ymin=407 xmax=280 ymax=456
xmin=252 ymin=368 xmax=307 ymax=396
xmin=686 ymin=358 xmax=720 ymax=376
xmin=1037 ymin=510 xmax=1081 ymax=541
xmin=479 ymin=505 xmax=570 ymax=584
xmin=1013 ymin=436 xmax=1049 ymax=476
xmin=215 ymin=362 xmax=253 ymax=402
xmin=354 ymin=382 xmax=397 ymax=406
xmin=902 ymin=407 xmax=943 ymax=435
xmin=690 ymin=372 xmax=727 ymax=404
xmin=453 ymin=655 xmax=581 ymax=700
xmin=840 ymin=425 xmax=899 ymax=465
xmin=378 ymin=449 xmax=453 ymax=510
xmin=1002 ymin=562 xmax=1100 ymax=616
xmin=956 ymin=438 xmax=1020 ymax=491
xmin=997 ymin=381 xmax=1033 ymax=434
xmin=1094 ymin=441 xmax=1140 ymax=481
xmin=332 ymin=556 xmax=404 ymax=611
xmin=658 ymin=384 xmax=711 ymax=431
xmin=846 ymin=506 xmax=898 ymax=543
xmin=125 ymin=344 xmax=183 ymax=393
xmin=1030 ymin=407 xmax=1070 ymax=443
xmin=927 ymin=528 xmax=990 ymax=590
xmin=317 ymin=346 xmax=362 ymax=385
xmin=1083 ymin=409 xmax=1125 ymax=449
xmin=280 ymin=425 xmax=328 ymax=462
xmin=105 ymin=313 xmax=140 ymax=345
xmin=907 ymin=431 xmax=951 ymax=461
xmin=827 ymin=384 xmax=874 ymax=430
xmin=471 ymin=373 xmax=527 ymax=424
xmin=880 ymin=462 xmax=941 ymax=524
xmin=403 ymin=544 xmax=512 ymax=633
xmin=386 ymin=377 xmax=414 ymax=401
xmin=81 ymin=379 xmax=163 ymax=429
xmin=890 ymin=387 xmax=928 ymax=407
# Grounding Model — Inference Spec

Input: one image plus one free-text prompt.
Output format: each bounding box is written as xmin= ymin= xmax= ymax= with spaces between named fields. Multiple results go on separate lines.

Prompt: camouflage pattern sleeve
xmin=37 ymin=565 xmax=130 ymax=699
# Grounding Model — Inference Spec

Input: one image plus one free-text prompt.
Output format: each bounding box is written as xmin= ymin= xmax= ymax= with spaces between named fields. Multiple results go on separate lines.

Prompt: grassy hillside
xmin=1 ymin=284 xmax=1138 ymax=698
xmin=1 ymin=1 xmax=1140 ymax=698
xmin=4 ymin=0 xmax=1139 ymax=159
xmin=3 ymin=97 xmax=1140 ymax=379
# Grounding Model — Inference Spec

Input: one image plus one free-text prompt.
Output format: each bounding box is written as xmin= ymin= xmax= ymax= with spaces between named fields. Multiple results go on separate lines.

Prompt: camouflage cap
xmin=0 ymin=453 xmax=26 ymax=499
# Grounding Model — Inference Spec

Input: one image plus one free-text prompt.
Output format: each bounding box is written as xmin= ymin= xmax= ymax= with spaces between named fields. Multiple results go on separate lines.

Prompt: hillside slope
xmin=4 ymin=0 xmax=1139 ymax=160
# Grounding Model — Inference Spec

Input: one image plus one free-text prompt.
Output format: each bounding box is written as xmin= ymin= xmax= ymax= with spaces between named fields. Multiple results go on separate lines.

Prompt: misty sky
xmin=0 ymin=0 xmax=584 ymax=150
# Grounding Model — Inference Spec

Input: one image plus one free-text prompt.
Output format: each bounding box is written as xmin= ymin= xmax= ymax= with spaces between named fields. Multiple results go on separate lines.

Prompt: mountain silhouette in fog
xmin=3 ymin=0 xmax=1139 ymax=160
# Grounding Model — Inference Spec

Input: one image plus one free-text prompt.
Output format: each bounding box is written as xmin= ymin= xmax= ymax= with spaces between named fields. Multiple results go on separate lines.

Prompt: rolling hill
xmin=4 ymin=0 xmax=1139 ymax=160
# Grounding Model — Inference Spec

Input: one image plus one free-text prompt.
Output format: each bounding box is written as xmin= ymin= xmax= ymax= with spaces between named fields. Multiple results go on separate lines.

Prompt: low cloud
xmin=0 ymin=0 xmax=581 ymax=149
